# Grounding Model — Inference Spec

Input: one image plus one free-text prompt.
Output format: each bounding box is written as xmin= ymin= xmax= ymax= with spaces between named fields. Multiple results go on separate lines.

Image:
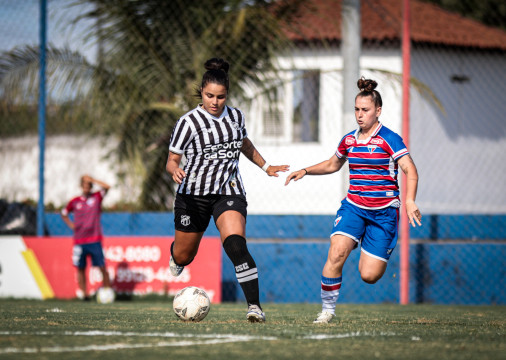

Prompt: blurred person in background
xmin=61 ymin=175 xmax=112 ymax=300
xmin=285 ymin=77 xmax=421 ymax=324
xmin=166 ymin=57 xmax=289 ymax=322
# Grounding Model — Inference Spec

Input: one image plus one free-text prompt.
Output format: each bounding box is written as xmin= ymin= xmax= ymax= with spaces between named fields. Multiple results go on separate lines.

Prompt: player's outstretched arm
xmin=285 ymin=155 xmax=346 ymax=186
xmin=398 ymin=154 xmax=422 ymax=227
xmin=241 ymin=137 xmax=289 ymax=177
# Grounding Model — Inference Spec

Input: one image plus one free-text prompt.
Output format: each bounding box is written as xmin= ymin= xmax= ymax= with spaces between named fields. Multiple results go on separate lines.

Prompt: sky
xmin=0 ymin=0 xmax=97 ymax=62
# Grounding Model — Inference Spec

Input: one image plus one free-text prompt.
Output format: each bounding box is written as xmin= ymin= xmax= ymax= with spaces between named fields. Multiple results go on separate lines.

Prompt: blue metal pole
xmin=37 ymin=0 xmax=47 ymax=236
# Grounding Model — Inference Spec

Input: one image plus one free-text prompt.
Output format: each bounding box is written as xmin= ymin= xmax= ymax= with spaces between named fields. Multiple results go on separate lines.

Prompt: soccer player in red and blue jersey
xmin=285 ymin=77 xmax=422 ymax=324
xmin=61 ymin=175 xmax=112 ymax=300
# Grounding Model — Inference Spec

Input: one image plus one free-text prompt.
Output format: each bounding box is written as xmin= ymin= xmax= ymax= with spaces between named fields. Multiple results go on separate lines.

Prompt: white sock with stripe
xmin=321 ymin=275 xmax=342 ymax=315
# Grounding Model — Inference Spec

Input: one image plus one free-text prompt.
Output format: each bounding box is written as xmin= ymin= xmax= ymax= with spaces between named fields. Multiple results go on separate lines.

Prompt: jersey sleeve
xmin=386 ymin=132 xmax=409 ymax=161
xmin=335 ymin=134 xmax=352 ymax=159
xmin=61 ymin=198 xmax=74 ymax=216
xmin=96 ymin=190 xmax=105 ymax=203
xmin=169 ymin=118 xmax=195 ymax=154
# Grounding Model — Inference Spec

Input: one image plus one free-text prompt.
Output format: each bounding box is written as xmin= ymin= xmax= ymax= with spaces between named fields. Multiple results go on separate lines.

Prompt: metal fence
xmin=1 ymin=0 xmax=505 ymax=304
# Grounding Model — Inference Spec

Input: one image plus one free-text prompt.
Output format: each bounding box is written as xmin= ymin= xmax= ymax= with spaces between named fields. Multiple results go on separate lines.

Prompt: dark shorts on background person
xmin=72 ymin=242 xmax=106 ymax=269
xmin=174 ymin=194 xmax=248 ymax=232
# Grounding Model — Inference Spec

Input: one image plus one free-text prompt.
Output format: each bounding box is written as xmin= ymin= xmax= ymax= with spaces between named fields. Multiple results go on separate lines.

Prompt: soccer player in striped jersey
xmin=285 ymin=77 xmax=422 ymax=324
xmin=166 ymin=58 xmax=289 ymax=322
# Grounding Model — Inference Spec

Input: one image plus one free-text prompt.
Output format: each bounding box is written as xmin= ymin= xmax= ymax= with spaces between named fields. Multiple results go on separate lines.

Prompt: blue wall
xmin=45 ymin=212 xmax=506 ymax=305
xmin=45 ymin=212 xmax=506 ymax=240
xmin=222 ymin=242 xmax=506 ymax=305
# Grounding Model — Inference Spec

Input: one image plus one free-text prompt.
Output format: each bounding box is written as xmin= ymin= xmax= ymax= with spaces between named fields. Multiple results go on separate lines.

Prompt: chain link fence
xmin=1 ymin=0 xmax=505 ymax=304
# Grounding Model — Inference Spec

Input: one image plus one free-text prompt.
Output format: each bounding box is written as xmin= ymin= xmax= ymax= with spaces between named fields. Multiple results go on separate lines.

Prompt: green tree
xmin=0 ymin=0 xmax=301 ymax=210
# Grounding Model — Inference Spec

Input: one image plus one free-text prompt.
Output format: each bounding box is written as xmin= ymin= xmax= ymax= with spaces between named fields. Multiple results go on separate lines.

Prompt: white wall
xmin=238 ymin=47 xmax=404 ymax=215
xmin=410 ymin=47 xmax=506 ymax=214
xmin=0 ymin=135 xmax=140 ymax=208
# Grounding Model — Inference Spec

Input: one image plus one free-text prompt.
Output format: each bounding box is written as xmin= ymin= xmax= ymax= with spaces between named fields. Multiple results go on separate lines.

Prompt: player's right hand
xmin=172 ymin=168 xmax=186 ymax=184
xmin=284 ymin=170 xmax=306 ymax=185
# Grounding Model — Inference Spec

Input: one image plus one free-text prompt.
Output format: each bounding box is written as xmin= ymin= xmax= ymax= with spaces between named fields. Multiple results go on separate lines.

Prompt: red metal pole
xmin=400 ymin=0 xmax=411 ymax=305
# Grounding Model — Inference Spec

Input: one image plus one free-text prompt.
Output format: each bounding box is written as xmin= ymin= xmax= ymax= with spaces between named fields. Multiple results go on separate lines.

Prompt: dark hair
xmin=356 ymin=77 xmax=382 ymax=108
xmin=195 ymin=58 xmax=230 ymax=99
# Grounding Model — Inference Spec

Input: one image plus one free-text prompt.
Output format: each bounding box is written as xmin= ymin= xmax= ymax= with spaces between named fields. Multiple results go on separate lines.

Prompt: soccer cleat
xmin=169 ymin=255 xmax=184 ymax=277
xmin=247 ymin=304 xmax=266 ymax=323
xmin=313 ymin=311 xmax=335 ymax=324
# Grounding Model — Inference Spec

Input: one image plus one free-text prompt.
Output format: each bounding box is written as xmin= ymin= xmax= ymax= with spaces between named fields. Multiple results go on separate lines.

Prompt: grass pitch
xmin=0 ymin=298 xmax=504 ymax=360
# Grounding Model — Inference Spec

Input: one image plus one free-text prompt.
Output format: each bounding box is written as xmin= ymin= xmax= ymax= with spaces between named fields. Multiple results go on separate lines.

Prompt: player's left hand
xmin=266 ymin=165 xmax=290 ymax=177
xmin=406 ymin=200 xmax=422 ymax=227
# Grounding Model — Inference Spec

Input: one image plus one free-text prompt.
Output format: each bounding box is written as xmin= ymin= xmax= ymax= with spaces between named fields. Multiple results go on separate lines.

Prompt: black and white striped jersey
xmin=169 ymin=105 xmax=248 ymax=196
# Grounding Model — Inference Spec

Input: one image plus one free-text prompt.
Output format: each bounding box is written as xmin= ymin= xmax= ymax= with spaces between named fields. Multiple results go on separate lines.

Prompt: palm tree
xmin=0 ymin=0 xmax=302 ymax=210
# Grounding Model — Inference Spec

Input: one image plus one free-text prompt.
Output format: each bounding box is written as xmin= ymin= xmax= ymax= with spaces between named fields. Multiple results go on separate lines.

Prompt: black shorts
xmin=174 ymin=194 xmax=248 ymax=233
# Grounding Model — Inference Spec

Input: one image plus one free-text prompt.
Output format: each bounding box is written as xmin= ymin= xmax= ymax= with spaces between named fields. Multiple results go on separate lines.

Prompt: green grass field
xmin=0 ymin=298 xmax=504 ymax=360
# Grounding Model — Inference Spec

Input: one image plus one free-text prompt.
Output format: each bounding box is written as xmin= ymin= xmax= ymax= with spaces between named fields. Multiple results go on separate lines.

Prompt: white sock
xmin=321 ymin=275 xmax=342 ymax=315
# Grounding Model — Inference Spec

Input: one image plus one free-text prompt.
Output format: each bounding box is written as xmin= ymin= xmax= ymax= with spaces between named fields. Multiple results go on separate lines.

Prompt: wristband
xmin=262 ymin=162 xmax=270 ymax=172
xmin=302 ymin=169 xmax=308 ymax=175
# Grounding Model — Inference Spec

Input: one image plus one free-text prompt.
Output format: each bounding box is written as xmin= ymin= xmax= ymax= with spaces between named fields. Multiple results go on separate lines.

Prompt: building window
xmin=292 ymin=70 xmax=320 ymax=142
xmin=258 ymin=69 xmax=320 ymax=143
xmin=262 ymin=83 xmax=285 ymax=138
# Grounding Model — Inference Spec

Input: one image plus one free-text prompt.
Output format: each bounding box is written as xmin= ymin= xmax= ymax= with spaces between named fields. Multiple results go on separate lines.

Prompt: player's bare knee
xmin=173 ymin=251 xmax=194 ymax=266
xmin=360 ymin=271 xmax=382 ymax=284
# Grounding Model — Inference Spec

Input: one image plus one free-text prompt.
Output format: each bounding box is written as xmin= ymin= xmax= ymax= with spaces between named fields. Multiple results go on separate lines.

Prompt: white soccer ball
xmin=173 ymin=286 xmax=210 ymax=322
xmin=96 ymin=287 xmax=115 ymax=304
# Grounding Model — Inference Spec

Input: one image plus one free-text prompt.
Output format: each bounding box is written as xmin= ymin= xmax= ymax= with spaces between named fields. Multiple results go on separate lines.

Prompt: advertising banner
xmin=0 ymin=236 xmax=222 ymax=303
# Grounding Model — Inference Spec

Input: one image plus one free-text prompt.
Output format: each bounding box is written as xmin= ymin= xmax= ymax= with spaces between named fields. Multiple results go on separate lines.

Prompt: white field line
xmin=302 ymin=331 xmax=397 ymax=339
xmin=0 ymin=330 xmax=398 ymax=354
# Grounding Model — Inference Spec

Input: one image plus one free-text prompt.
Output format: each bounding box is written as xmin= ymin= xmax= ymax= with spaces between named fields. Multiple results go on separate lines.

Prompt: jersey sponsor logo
xmin=180 ymin=215 xmax=191 ymax=226
xmin=203 ymin=140 xmax=243 ymax=160
xmin=370 ymin=138 xmax=384 ymax=145
xmin=345 ymin=137 xmax=355 ymax=145
xmin=235 ymin=262 xmax=249 ymax=272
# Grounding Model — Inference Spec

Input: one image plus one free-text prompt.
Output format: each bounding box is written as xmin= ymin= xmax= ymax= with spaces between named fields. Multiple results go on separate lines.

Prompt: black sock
xmin=223 ymin=235 xmax=261 ymax=308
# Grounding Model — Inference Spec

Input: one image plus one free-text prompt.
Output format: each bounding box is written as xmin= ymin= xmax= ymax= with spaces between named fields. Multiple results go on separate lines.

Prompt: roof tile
xmin=282 ymin=0 xmax=506 ymax=50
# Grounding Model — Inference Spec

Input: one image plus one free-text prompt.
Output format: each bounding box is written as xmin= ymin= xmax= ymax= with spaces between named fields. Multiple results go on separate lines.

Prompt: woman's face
xmin=354 ymin=95 xmax=381 ymax=131
xmin=201 ymin=83 xmax=227 ymax=117
xmin=81 ymin=180 xmax=93 ymax=196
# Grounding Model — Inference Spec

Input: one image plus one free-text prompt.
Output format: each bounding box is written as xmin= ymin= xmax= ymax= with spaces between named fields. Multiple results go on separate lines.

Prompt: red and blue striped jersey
xmin=62 ymin=190 xmax=106 ymax=245
xmin=336 ymin=122 xmax=409 ymax=210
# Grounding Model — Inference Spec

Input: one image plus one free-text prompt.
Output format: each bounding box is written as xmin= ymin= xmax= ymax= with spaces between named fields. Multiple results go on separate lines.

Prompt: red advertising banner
xmin=23 ymin=236 xmax=222 ymax=303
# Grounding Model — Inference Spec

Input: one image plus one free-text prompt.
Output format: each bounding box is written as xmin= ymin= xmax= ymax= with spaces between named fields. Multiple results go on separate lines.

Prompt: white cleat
xmin=169 ymin=255 xmax=184 ymax=277
xmin=313 ymin=311 xmax=335 ymax=324
xmin=247 ymin=305 xmax=266 ymax=323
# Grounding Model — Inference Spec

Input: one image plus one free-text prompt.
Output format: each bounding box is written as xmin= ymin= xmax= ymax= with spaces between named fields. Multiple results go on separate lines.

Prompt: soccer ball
xmin=96 ymin=287 xmax=115 ymax=304
xmin=173 ymin=286 xmax=210 ymax=322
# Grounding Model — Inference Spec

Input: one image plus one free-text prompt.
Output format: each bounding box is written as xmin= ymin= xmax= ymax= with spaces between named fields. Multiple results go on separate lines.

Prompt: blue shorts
xmin=331 ymin=199 xmax=399 ymax=262
xmin=72 ymin=242 xmax=106 ymax=269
